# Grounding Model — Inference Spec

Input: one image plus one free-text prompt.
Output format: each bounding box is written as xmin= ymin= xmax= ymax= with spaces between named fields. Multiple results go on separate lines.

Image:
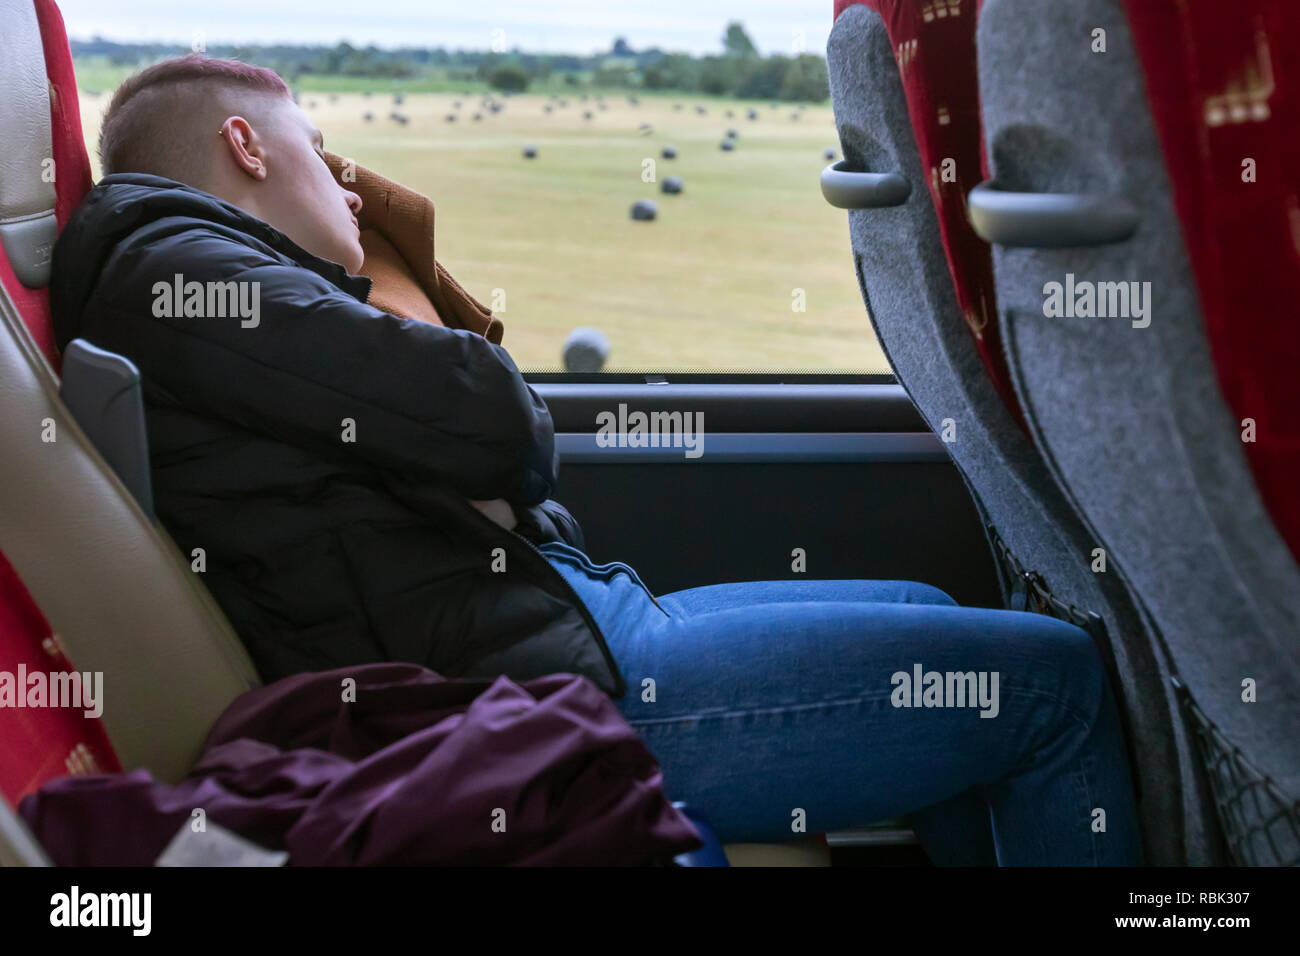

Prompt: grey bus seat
xmin=975 ymin=0 xmax=1300 ymax=865
xmin=824 ymin=1 xmax=1221 ymax=864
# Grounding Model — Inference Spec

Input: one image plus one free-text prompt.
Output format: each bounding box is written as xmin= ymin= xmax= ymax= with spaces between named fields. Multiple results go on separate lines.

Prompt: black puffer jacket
xmin=50 ymin=174 xmax=624 ymax=697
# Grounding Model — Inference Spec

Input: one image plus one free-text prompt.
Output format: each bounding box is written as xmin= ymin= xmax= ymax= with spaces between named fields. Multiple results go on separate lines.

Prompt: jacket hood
xmin=51 ymin=172 xmax=370 ymax=352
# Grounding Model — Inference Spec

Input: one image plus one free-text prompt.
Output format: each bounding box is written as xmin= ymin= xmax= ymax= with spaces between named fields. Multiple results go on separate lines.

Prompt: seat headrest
xmin=0 ymin=0 xmax=59 ymax=289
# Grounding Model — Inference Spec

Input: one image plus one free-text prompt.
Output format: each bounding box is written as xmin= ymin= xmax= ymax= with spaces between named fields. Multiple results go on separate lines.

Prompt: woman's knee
xmin=897 ymin=581 xmax=959 ymax=606
xmin=1034 ymin=617 xmax=1113 ymax=729
xmin=988 ymin=612 xmax=1111 ymax=733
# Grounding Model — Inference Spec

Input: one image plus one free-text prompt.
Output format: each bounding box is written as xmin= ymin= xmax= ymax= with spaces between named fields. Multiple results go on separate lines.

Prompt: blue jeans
xmin=538 ymin=540 xmax=1143 ymax=866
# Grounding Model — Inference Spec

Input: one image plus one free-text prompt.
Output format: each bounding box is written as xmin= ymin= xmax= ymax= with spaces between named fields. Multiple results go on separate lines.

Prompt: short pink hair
xmin=99 ymin=54 xmax=292 ymax=179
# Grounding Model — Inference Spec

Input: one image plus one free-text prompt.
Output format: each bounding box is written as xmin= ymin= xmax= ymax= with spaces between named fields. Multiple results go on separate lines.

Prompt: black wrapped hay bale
xmin=522 ymin=145 xmax=537 ymax=158
xmin=661 ymin=175 xmax=683 ymax=195
xmin=719 ymin=138 xmax=735 ymax=151
xmin=630 ymin=199 xmax=657 ymax=221
xmin=824 ymin=147 xmax=837 ymax=160
xmin=563 ymin=328 xmax=611 ymax=372
xmin=662 ymin=145 xmax=678 ymax=159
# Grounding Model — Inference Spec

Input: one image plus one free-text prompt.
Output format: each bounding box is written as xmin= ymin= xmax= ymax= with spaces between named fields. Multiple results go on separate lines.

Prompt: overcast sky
xmin=57 ymin=0 xmax=834 ymax=57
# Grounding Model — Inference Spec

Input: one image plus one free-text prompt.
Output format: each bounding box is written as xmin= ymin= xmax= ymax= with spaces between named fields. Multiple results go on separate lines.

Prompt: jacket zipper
xmin=459 ymin=501 xmax=628 ymax=699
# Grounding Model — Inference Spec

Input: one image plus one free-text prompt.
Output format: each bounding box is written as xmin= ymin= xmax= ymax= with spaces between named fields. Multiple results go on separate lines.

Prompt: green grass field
xmin=76 ymin=86 xmax=888 ymax=372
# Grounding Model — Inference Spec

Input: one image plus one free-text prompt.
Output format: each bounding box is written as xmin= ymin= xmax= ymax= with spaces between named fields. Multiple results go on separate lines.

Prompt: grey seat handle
xmin=967 ymin=180 xmax=1139 ymax=247
xmin=820 ymin=160 xmax=911 ymax=209
xmin=59 ymin=338 xmax=155 ymax=519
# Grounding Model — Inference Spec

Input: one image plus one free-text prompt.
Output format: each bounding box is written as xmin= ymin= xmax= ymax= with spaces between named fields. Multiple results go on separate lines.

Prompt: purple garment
xmin=19 ymin=664 xmax=703 ymax=865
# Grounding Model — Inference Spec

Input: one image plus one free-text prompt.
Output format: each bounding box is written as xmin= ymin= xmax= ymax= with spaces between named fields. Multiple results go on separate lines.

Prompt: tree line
xmin=71 ymin=21 xmax=829 ymax=102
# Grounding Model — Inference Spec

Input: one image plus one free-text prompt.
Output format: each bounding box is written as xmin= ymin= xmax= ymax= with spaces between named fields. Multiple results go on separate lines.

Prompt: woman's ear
xmin=217 ymin=116 xmax=266 ymax=180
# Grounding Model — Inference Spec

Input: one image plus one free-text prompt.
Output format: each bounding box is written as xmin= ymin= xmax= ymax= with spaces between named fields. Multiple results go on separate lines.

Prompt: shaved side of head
xmin=95 ymin=54 xmax=366 ymax=274
xmin=98 ymin=54 xmax=292 ymax=188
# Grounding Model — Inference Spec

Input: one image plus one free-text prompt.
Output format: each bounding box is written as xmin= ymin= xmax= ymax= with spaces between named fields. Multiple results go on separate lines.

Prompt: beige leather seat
xmin=0 ymin=0 xmax=260 ymax=867
xmin=0 ymin=293 xmax=263 ymax=773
